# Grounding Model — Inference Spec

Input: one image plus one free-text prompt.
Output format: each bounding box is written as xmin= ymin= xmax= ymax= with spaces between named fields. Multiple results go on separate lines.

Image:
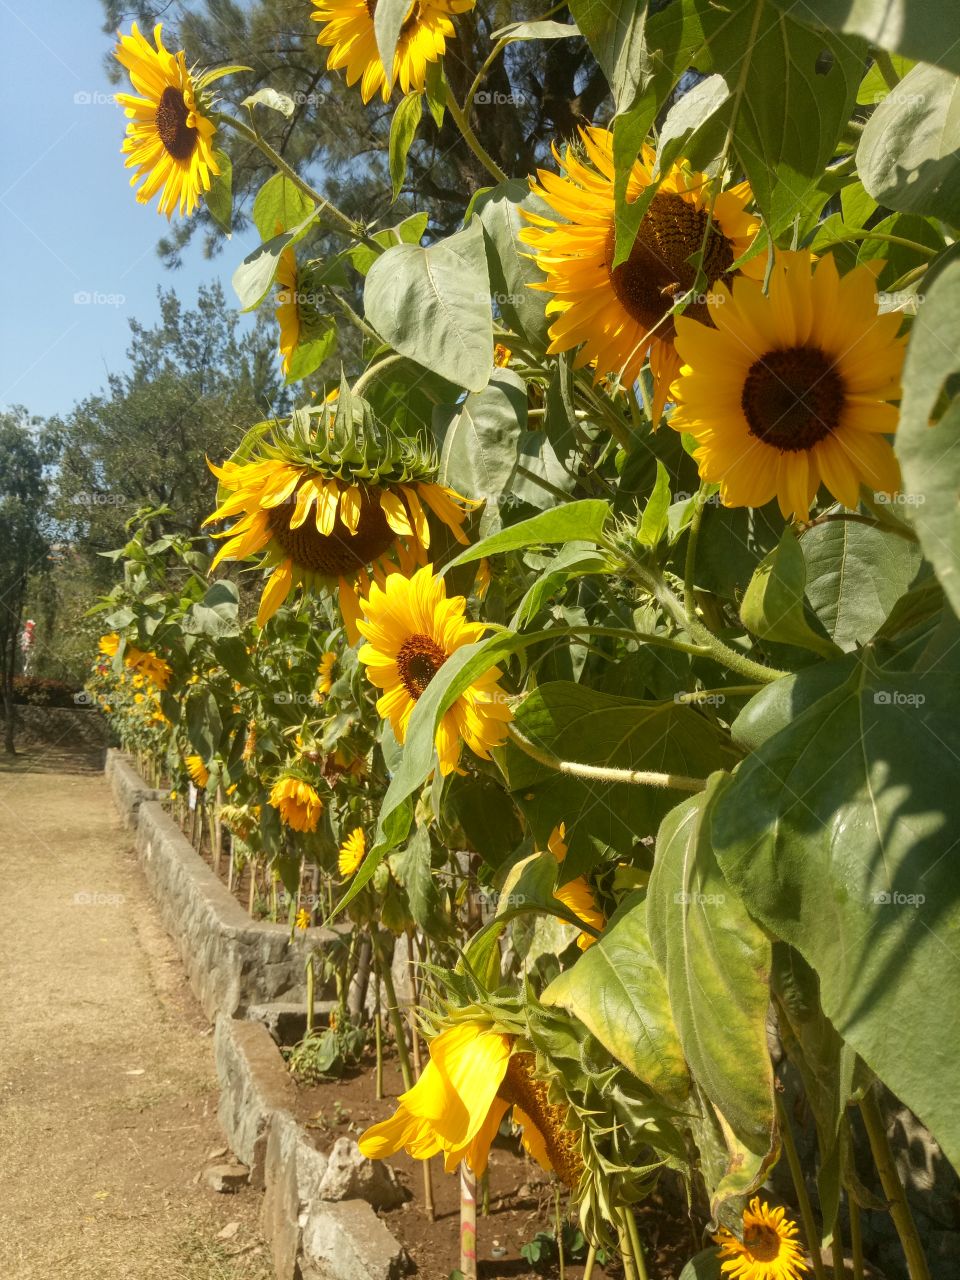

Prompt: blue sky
xmin=0 ymin=1 xmax=258 ymax=421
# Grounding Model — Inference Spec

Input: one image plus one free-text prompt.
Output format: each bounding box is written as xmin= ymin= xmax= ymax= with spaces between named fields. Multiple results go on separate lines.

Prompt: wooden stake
xmin=460 ymin=1164 xmax=478 ymax=1280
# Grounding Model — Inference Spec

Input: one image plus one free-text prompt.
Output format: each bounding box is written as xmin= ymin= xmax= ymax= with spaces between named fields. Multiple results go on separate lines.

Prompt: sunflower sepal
xmin=196 ymin=64 xmax=253 ymax=90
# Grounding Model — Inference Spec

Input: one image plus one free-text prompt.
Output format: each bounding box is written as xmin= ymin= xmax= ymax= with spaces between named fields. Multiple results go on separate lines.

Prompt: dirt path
xmin=0 ymin=757 xmax=271 ymax=1280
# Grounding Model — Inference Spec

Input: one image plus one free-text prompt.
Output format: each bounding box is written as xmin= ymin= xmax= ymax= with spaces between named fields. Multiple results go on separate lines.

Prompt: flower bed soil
xmin=287 ymin=1049 xmax=699 ymax=1280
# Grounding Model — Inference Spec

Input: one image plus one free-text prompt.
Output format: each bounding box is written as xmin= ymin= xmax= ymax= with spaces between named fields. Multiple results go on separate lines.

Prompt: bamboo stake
xmin=859 ymin=1086 xmax=931 ymax=1280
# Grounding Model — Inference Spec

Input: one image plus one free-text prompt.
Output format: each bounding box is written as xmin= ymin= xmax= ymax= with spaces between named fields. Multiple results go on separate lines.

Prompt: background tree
xmin=0 ymin=409 xmax=58 ymax=753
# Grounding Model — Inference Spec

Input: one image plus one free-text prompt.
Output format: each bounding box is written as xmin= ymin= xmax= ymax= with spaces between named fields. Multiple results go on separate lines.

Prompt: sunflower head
xmin=310 ymin=0 xmax=476 ymax=104
xmin=546 ymin=822 xmax=605 ymax=950
xmin=98 ymin=633 xmax=120 ymax=658
xmin=338 ymin=827 xmax=366 ymax=877
xmin=185 ymin=754 xmax=210 ymax=789
xmin=205 ymin=395 xmax=479 ymax=630
xmin=714 ymin=1197 xmax=809 ymax=1280
xmin=356 ymin=564 xmax=512 ymax=776
xmin=113 ymin=24 xmax=241 ymax=218
xmin=670 ymin=250 xmax=905 ymax=519
xmin=269 ymin=775 xmax=323 ymax=832
xmin=275 ymin=251 xmax=334 ymax=376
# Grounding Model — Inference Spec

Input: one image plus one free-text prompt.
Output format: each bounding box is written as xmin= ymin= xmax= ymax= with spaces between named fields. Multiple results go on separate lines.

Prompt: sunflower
xmin=114 ymin=23 xmax=224 ymax=219
xmin=295 ymin=907 xmax=312 ymax=930
xmin=185 ymin=755 xmax=210 ymax=788
xmin=670 ymin=251 xmax=905 ymax=519
xmin=715 ymin=1198 xmax=809 ymax=1280
xmin=547 ymin=824 xmax=605 ymax=950
xmin=356 ymin=565 xmax=513 ymax=777
xmin=204 ymin=401 xmax=478 ymax=634
xmin=274 ymin=250 xmax=333 ymax=376
xmin=98 ymin=633 xmax=120 ymax=658
xmin=317 ymin=652 xmax=337 ymax=696
xmin=338 ymin=828 xmax=366 ymax=877
xmin=520 ymin=126 xmax=761 ymax=420
xmin=358 ymin=1020 xmax=582 ymax=1184
xmin=269 ymin=776 xmax=323 ymax=832
xmin=124 ymin=645 xmax=173 ymax=690
xmin=310 ymin=0 xmax=475 ymax=104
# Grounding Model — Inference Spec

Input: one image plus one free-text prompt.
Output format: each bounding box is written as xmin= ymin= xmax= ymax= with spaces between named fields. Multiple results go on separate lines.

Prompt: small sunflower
xmin=242 ymin=722 xmax=257 ymax=761
xmin=113 ymin=23 xmax=228 ymax=218
xmin=269 ymin=775 xmax=323 ymax=832
xmin=310 ymin=0 xmax=475 ymax=104
xmin=356 ymin=564 xmax=513 ymax=777
xmin=185 ymin=755 xmax=210 ymax=788
xmin=317 ymin=652 xmax=337 ymax=696
xmin=547 ymin=823 xmax=605 ymax=950
xmin=124 ymin=645 xmax=173 ymax=690
xmin=295 ymin=907 xmax=312 ymax=930
xmin=338 ymin=828 xmax=366 ymax=877
xmin=274 ymin=250 xmax=333 ymax=376
xmin=358 ymin=1020 xmax=582 ymax=1184
xmin=520 ymin=126 xmax=761 ymax=419
xmin=715 ymin=1197 xmax=809 ymax=1280
xmin=204 ymin=398 xmax=478 ymax=634
xmin=98 ymin=633 xmax=120 ymax=658
xmin=670 ymin=251 xmax=905 ymax=519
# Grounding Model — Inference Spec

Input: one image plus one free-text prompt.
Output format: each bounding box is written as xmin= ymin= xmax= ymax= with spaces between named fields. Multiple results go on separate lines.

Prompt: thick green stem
xmin=305 ymin=952 xmax=315 ymax=1035
xmin=849 ymin=1189 xmax=865 ymax=1280
xmin=874 ymin=48 xmax=902 ymax=90
xmin=582 ymin=1242 xmax=598 ymax=1280
xmin=508 ymin=722 xmax=707 ymax=792
xmin=374 ymin=932 xmax=413 ymax=1091
xmin=859 ymin=1087 xmax=931 ymax=1280
xmin=352 ymin=352 xmax=406 ymax=398
xmin=625 ymin=1209 xmax=649 ymax=1280
xmin=442 ymin=75 xmax=508 ymax=184
xmin=776 ymin=1094 xmax=828 ymax=1280
xmin=616 ymin=1210 xmax=640 ymax=1280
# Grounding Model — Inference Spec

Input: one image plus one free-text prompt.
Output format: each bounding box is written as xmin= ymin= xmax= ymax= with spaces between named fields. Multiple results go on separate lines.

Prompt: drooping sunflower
xmin=274 ymin=250 xmax=333 ymax=377
xmin=317 ymin=652 xmax=337 ymax=696
xmin=185 ymin=755 xmax=210 ymax=788
xmin=715 ymin=1198 xmax=809 ymax=1280
xmin=547 ymin=824 xmax=605 ymax=950
xmin=356 ymin=564 xmax=513 ymax=777
xmin=338 ymin=828 xmax=366 ymax=877
xmin=670 ymin=251 xmax=905 ymax=519
xmin=269 ymin=776 xmax=323 ymax=833
xmin=520 ymin=126 xmax=762 ymax=419
xmin=204 ymin=398 xmax=479 ymax=635
xmin=114 ymin=23 xmax=229 ymax=218
xmin=358 ymin=1020 xmax=583 ymax=1185
xmin=310 ymin=0 xmax=475 ymax=104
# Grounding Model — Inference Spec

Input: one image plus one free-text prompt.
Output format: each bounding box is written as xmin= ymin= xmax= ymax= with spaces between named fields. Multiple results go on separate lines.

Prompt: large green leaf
xmin=473 ymin=179 xmax=551 ymax=349
xmin=857 ymin=63 xmax=960 ymax=224
xmin=364 ymin=221 xmax=493 ymax=391
xmin=232 ymin=207 xmax=318 ymax=311
xmin=740 ymin=528 xmax=843 ymax=659
xmin=542 ymin=892 xmax=690 ymax=1106
xmin=801 ymin=520 xmax=920 ymax=652
xmin=445 ymin=500 xmax=610 ymax=569
xmin=647 ymin=776 xmax=775 ymax=1152
xmin=389 ymin=92 xmax=422 ymax=201
xmin=772 ymin=0 xmax=960 ymax=77
xmin=698 ymin=0 xmax=864 ymax=236
xmin=500 ymin=682 xmax=741 ymax=872
xmin=895 ymin=261 xmax=960 ymax=615
xmin=569 ymin=0 xmax=648 ymax=110
xmin=182 ymin=581 xmax=240 ymax=638
xmin=712 ymin=658 xmax=960 ymax=1169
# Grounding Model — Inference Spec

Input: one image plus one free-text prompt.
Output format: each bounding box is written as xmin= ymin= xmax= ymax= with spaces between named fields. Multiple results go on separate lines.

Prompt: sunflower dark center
xmin=156 ymin=85 xmax=197 ymax=161
xmin=744 ymin=1223 xmax=782 ymax=1262
xmin=266 ymin=484 xmax=396 ymax=577
xmin=608 ymin=191 xmax=734 ymax=339
xmin=741 ymin=345 xmax=846 ymax=452
xmin=397 ymin=634 xmax=447 ymax=700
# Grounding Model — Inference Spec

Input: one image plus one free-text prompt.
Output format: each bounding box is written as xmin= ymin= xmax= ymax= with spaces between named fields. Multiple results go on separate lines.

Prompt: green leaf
xmin=801 ymin=520 xmax=921 ymax=652
xmin=679 ymin=1249 xmax=723 ymax=1280
xmin=253 ymin=173 xmax=317 ymax=240
xmin=283 ymin=317 xmax=337 ymax=384
xmin=206 ymin=150 xmax=232 ymax=235
xmin=182 ymin=581 xmax=240 ymax=638
xmin=647 ymin=776 xmax=775 ymax=1153
xmin=347 ymin=212 xmax=428 ymax=277
xmin=436 ymin=370 xmax=527 ymax=536
xmin=363 ymin=221 xmax=493 ymax=391
xmin=740 ymin=528 xmax=843 ymax=658
xmin=857 ymin=63 xmax=960 ymax=223
xmin=895 ymin=258 xmax=960 ymax=615
xmin=500 ymin=683 xmax=741 ymax=870
xmin=510 ymin=544 xmax=609 ymax=630
xmin=491 ymin=20 xmax=582 ymax=43
xmin=773 ymin=0 xmax=960 ymax=77
xmin=242 ymin=87 xmax=294 ymax=116
xmin=700 ymin=1 xmax=864 ymax=237
xmin=731 ymin=657 xmax=858 ymax=752
xmin=712 ymin=658 xmax=960 ymax=1170
xmin=389 ymin=92 xmax=423 ymax=201
xmin=232 ymin=208 xmax=318 ymax=312
xmin=186 ymin=689 xmax=223 ymax=760
xmin=373 ymin=0 xmax=410 ymax=83
xmin=542 ymin=893 xmax=691 ymax=1105
xmin=655 ymin=74 xmax=729 ymax=176
xmin=637 ymin=461 xmax=671 ymax=547
xmin=569 ymin=0 xmax=648 ymax=110
xmin=473 ymin=179 xmax=551 ymax=349
xmin=390 ymin=825 xmax=448 ymax=936
xmin=445 ymin=499 xmax=610 ymax=569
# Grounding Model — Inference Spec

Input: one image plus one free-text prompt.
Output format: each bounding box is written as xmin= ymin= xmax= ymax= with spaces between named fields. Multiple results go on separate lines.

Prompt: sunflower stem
xmin=507 ymin=723 xmax=708 ymax=792
xmin=616 ymin=1209 xmax=640 ymax=1280
xmin=683 ymin=487 xmax=708 ymax=615
xmin=374 ymin=931 xmax=414 ymax=1091
xmin=849 ymin=1188 xmax=865 ymax=1280
xmin=460 ymin=1164 xmax=478 ymax=1279
xmin=305 ymin=951 xmax=315 ymax=1036
xmin=372 ymin=958 xmax=384 ymax=1100
xmin=859 ymin=1085 xmax=931 ymax=1280
xmin=582 ymin=1242 xmax=598 ymax=1280
xmin=776 ymin=1093 xmax=828 ymax=1280
xmin=874 ymin=48 xmax=903 ymax=90
xmin=351 ymin=353 xmax=407 ymax=398
xmin=816 ymin=227 xmax=937 ymax=258
xmin=625 ymin=1209 xmax=649 ymax=1280
xmin=215 ymin=112 xmax=379 ymax=249
xmin=441 ymin=73 xmax=508 ymax=184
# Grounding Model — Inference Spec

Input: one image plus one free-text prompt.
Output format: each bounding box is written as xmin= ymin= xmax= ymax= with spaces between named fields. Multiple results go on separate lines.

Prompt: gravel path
xmin=0 ymin=758 xmax=270 ymax=1280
